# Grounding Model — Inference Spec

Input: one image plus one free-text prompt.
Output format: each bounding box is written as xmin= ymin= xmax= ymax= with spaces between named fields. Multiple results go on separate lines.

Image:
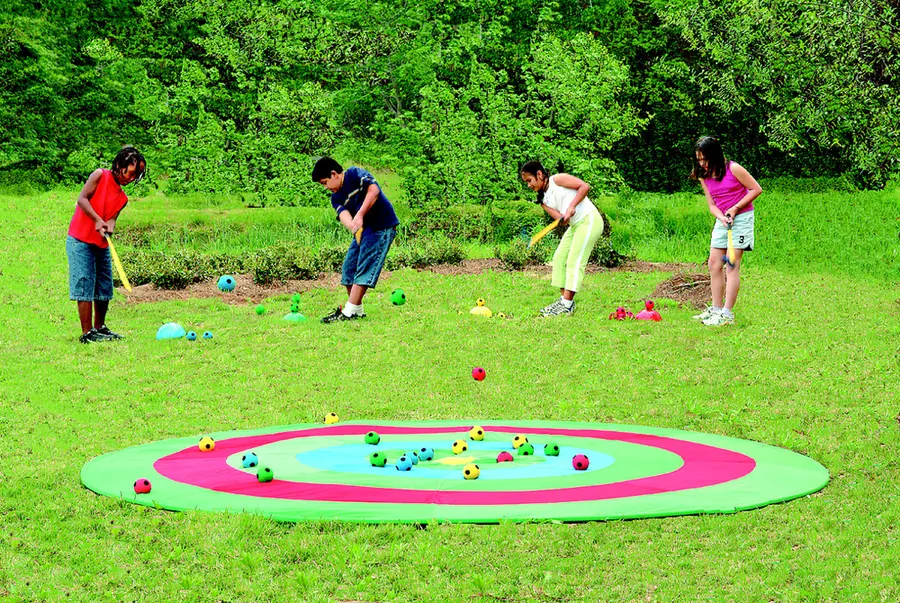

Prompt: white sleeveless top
xmin=543 ymin=175 xmax=598 ymax=225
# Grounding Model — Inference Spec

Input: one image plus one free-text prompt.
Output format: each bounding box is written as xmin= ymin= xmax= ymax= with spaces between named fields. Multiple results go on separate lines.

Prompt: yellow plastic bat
xmin=105 ymin=235 xmax=132 ymax=292
xmin=355 ymin=228 xmax=362 ymax=245
xmin=726 ymin=225 xmax=737 ymax=266
xmin=528 ymin=219 xmax=560 ymax=248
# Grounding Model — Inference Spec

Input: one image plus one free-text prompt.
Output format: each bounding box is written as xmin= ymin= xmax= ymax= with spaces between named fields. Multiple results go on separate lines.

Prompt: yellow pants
xmin=551 ymin=210 xmax=604 ymax=292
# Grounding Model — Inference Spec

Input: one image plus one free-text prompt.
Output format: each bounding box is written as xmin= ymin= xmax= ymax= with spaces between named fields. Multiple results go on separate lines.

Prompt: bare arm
xmin=76 ymin=169 xmax=107 ymax=233
xmin=349 ymin=183 xmax=380 ymax=233
xmin=726 ymin=163 xmax=762 ymax=219
xmin=540 ymin=204 xmax=563 ymax=222
xmin=337 ymin=209 xmax=355 ymax=232
xmin=550 ymin=173 xmax=590 ymax=224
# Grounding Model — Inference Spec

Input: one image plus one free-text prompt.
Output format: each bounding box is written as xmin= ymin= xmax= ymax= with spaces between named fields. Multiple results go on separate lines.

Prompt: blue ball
xmin=242 ymin=452 xmax=258 ymax=468
xmin=202 ymin=331 xmax=213 ymax=339
xmin=418 ymin=447 xmax=435 ymax=461
xmin=217 ymin=275 xmax=236 ymax=292
xmin=405 ymin=451 xmax=419 ymax=465
xmin=186 ymin=331 xmax=197 ymax=341
xmin=395 ymin=455 xmax=413 ymax=471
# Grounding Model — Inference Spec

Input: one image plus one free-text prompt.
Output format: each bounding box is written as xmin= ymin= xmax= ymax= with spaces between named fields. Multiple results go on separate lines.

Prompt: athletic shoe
xmin=540 ymin=298 xmax=565 ymax=316
xmin=692 ymin=307 xmax=720 ymax=321
xmin=97 ymin=325 xmax=123 ymax=340
xmin=543 ymin=300 xmax=575 ymax=316
xmin=79 ymin=328 xmax=112 ymax=343
xmin=702 ymin=312 xmax=734 ymax=326
xmin=321 ymin=307 xmax=361 ymax=324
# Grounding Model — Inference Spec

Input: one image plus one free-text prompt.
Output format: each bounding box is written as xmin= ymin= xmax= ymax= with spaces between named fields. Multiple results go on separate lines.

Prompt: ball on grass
xmin=292 ymin=293 xmax=301 ymax=303
xmin=472 ymin=367 xmax=486 ymax=381
xmin=242 ymin=452 xmax=258 ymax=468
xmin=198 ymin=436 xmax=215 ymax=452
xmin=133 ymin=479 xmax=151 ymax=494
xmin=186 ymin=331 xmax=197 ymax=341
xmin=391 ymin=289 xmax=407 ymax=305
xmin=202 ymin=331 xmax=213 ymax=339
xmin=324 ymin=412 xmax=339 ymax=425
xmin=463 ymin=463 xmax=480 ymax=480
xmin=217 ymin=275 xmax=236 ymax=292
xmin=255 ymin=305 xmax=266 ymax=316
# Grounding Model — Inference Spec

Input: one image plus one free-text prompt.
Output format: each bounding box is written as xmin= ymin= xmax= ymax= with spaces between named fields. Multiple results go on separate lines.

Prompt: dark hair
xmin=312 ymin=157 xmax=343 ymax=182
xmin=520 ymin=160 xmax=549 ymax=203
xmin=112 ymin=146 xmax=146 ymax=184
xmin=691 ymin=136 xmax=727 ymax=181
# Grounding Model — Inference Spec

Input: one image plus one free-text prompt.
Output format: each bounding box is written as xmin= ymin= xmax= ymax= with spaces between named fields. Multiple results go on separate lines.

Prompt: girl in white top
xmin=521 ymin=161 xmax=605 ymax=316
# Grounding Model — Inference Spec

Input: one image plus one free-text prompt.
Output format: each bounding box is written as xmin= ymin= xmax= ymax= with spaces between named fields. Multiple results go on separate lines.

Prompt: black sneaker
xmin=97 ymin=325 xmax=123 ymax=340
xmin=79 ymin=328 xmax=112 ymax=344
xmin=321 ymin=306 xmax=360 ymax=324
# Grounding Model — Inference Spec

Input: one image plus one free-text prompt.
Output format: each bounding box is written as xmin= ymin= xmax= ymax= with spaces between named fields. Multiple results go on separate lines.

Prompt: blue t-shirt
xmin=330 ymin=167 xmax=399 ymax=231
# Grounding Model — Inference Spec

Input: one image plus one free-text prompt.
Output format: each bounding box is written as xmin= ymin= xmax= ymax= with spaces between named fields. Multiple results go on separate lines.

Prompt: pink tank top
xmin=703 ymin=162 xmax=753 ymax=215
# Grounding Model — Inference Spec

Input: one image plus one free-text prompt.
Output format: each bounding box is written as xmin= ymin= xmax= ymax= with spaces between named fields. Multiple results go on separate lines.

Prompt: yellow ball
xmin=496 ymin=312 xmax=506 ymax=318
xmin=476 ymin=298 xmax=486 ymax=307
xmin=198 ymin=436 xmax=215 ymax=452
xmin=469 ymin=426 xmax=485 ymax=441
xmin=324 ymin=412 xmax=339 ymax=425
xmin=463 ymin=463 xmax=480 ymax=480
xmin=512 ymin=435 xmax=528 ymax=449
xmin=452 ymin=439 xmax=468 ymax=454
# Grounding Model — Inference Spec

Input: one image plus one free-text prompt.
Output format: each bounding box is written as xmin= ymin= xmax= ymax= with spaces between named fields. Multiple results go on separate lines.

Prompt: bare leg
xmin=562 ymin=289 xmax=575 ymax=301
xmin=93 ymin=300 xmax=109 ymax=329
xmin=724 ymin=249 xmax=744 ymax=311
xmin=708 ymin=247 xmax=726 ymax=308
xmin=345 ymin=285 xmax=352 ymax=297
xmin=348 ymin=284 xmax=368 ymax=305
xmin=77 ymin=302 xmax=93 ymax=334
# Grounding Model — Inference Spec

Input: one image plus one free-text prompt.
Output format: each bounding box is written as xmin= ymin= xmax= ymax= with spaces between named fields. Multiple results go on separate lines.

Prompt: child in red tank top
xmin=66 ymin=147 xmax=146 ymax=343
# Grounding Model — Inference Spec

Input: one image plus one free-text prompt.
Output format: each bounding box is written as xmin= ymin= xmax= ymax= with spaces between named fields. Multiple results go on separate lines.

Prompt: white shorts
xmin=711 ymin=210 xmax=754 ymax=250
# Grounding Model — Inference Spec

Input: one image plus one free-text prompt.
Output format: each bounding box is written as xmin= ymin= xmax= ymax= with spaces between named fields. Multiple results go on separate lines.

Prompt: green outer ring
xmin=81 ymin=420 xmax=829 ymax=524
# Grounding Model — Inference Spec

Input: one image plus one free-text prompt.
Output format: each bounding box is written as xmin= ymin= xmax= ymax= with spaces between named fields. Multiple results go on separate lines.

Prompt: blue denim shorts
xmin=66 ymin=235 xmax=114 ymax=301
xmin=341 ymin=227 xmax=396 ymax=288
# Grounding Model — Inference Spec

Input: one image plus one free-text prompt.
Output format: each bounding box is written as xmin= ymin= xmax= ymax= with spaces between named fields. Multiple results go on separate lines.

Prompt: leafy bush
xmin=250 ymin=243 xmax=319 ymax=285
xmin=315 ymin=245 xmax=347 ymax=273
xmin=122 ymin=249 xmax=245 ymax=289
xmin=385 ymin=235 xmax=465 ymax=270
xmin=494 ymin=240 xmax=552 ymax=270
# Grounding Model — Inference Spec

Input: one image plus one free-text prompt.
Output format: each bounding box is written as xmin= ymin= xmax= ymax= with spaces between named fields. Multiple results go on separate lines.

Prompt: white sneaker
xmin=540 ymin=298 xmax=565 ymax=316
xmin=702 ymin=311 xmax=734 ymax=326
xmin=543 ymin=300 xmax=575 ymax=316
xmin=692 ymin=306 xmax=720 ymax=320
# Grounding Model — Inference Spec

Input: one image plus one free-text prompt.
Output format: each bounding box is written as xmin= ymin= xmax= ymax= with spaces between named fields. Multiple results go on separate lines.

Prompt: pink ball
xmin=572 ymin=454 xmax=590 ymax=471
xmin=133 ymin=478 xmax=152 ymax=494
xmin=472 ymin=367 xmax=486 ymax=381
xmin=497 ymin=451 xmax=514 ymax=463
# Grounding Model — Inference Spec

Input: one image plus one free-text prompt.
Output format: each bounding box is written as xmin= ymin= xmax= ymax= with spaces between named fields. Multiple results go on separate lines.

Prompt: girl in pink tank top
xmin=690 ymin=136 xmax=762 ymax=326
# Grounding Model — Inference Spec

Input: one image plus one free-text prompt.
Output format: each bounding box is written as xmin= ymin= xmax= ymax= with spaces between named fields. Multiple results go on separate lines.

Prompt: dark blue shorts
xmin=341 ymin=227 xmax=396 ymax=288
xmin=66 ymin=235 xmax=114 ymax=301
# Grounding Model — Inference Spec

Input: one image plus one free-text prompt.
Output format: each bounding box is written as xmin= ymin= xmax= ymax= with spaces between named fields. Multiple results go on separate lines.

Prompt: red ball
xmin=133 ymin=478 xmax=152 ymax=494
xmin=572 ymin=454 xmax=590 ymax=471
xmin=472 ymin=367 xmax=486 ymax=381
xmin=497 ymin=451 xmax=514 ymax=463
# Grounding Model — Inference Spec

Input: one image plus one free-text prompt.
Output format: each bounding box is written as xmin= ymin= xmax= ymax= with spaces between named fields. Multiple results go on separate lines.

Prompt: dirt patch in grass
xmin=651 ymin=271 xmax=712 ymax=309
xmin=120 ymin=259 xmax=703 ymax=305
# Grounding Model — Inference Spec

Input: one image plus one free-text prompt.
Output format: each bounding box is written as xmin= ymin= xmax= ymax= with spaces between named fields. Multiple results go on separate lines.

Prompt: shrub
xmin=494 ymin=239 xmax=552 ymax=270
xmin=385 ymin=235 xmax=465 ymax=270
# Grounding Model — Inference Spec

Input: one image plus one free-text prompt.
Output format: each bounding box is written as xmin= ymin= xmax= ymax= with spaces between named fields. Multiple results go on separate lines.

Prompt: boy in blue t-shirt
xmin=312 ymin=157 xmax=400 ymax=323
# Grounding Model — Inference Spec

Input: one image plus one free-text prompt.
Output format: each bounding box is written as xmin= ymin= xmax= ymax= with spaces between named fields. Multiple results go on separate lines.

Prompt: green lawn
xmin=0 ymin=187 xmax=898 ymax=601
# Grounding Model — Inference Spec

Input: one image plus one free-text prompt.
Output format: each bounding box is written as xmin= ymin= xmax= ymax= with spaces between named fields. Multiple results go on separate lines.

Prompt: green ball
xmin=255 ymin=305 xmax=266 ymax=315
xmin=390 ymin=289 xmax=407 ymax=306
xmin=364 ymin=431 xmax=381 ymax=445
xmin=292 ymin=293 xmax=301 ymax=303
xmin=290 ymin=304 xmax=300 ymax=314
xmin=369 ymin=452 xmax=387 ymax=467
xmin=517 ymin=443 xmax=535 ymax=456
xmin=544 ymin=443 xmax=560 ymax=457
xmin=257 ymin=467 xmax=274 ymax=483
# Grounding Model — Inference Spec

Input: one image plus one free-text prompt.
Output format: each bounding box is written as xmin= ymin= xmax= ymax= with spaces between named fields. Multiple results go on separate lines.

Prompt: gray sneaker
xmin=543 ymin=300 xmax=575 ymax=316
xmin=540 ymin=298 xmax=565 ymax=316
xmin=692 ymin=306 xmax=720 ymax=321
xmin=79 ymin=328 xmax=113 ymax=343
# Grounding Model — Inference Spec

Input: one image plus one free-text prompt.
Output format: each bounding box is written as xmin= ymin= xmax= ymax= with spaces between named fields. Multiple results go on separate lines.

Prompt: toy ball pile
xmin=609 ymin=300 xmax=662 ymax=321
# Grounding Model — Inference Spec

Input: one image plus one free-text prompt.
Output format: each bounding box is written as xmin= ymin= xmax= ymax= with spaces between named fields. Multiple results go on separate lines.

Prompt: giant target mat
xmin=80 ymin=421 xmax=829 ymax=523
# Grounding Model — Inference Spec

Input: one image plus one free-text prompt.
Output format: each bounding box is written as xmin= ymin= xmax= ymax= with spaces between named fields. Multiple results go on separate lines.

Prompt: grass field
xmin=0 ymin=183 xmax=898 ymax=602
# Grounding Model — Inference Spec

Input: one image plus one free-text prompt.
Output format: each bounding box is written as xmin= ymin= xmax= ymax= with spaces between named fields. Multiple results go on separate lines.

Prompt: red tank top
xmin=68 ymin=169 xmax=128 ymax=247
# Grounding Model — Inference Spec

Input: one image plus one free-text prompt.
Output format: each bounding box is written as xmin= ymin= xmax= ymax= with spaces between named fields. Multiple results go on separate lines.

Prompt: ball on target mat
xmin=364 ymin=431 xmax=380 ymax=445
xmin=324 ymin=412 xmax=339 ymax=425
xmin=241 ymin=452 xmax=258 ymax=468
xmin=257 ymin=466 xmax=274 ymax=482
xmin=198 ymin=436 xmax=215 ymax=452
xmin=418 ymin=447 xmax=435 ymax=461
xmin=472 ymin=367 xmax=486 ymax=381
xmin=496 ymin=451 xmax=514 ymax=463
xmin=370 ymin=452 xmax=387 ymax=467
xmin=469 ymin=426 xmax=485 ymax=441
xmin=572 ymin=454 xmax=590 ymax=471
xmin=544 ymin=443 xmax=560 ymax=456
xmin=133 ymin=478 xmax=152 ymax=494
xmin=452 ymin=439 xmax=468 ymax=454
xmin=463 ymin=463 xmax=480 ymax=480
xmin=405 ymin=451 xmax=419 ymax=465
xmin=517 ymin=443 xmax=534 ymax=456
xmin=396 ymin=455 xmax=413 ymax=471
xmin=512 ymin=435 xmax=528 ymax=449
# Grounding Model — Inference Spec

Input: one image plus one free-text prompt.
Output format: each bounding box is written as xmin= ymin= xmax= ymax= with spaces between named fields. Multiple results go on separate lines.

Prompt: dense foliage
xmin=1 ymin=0 xmax=898 ymax=201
